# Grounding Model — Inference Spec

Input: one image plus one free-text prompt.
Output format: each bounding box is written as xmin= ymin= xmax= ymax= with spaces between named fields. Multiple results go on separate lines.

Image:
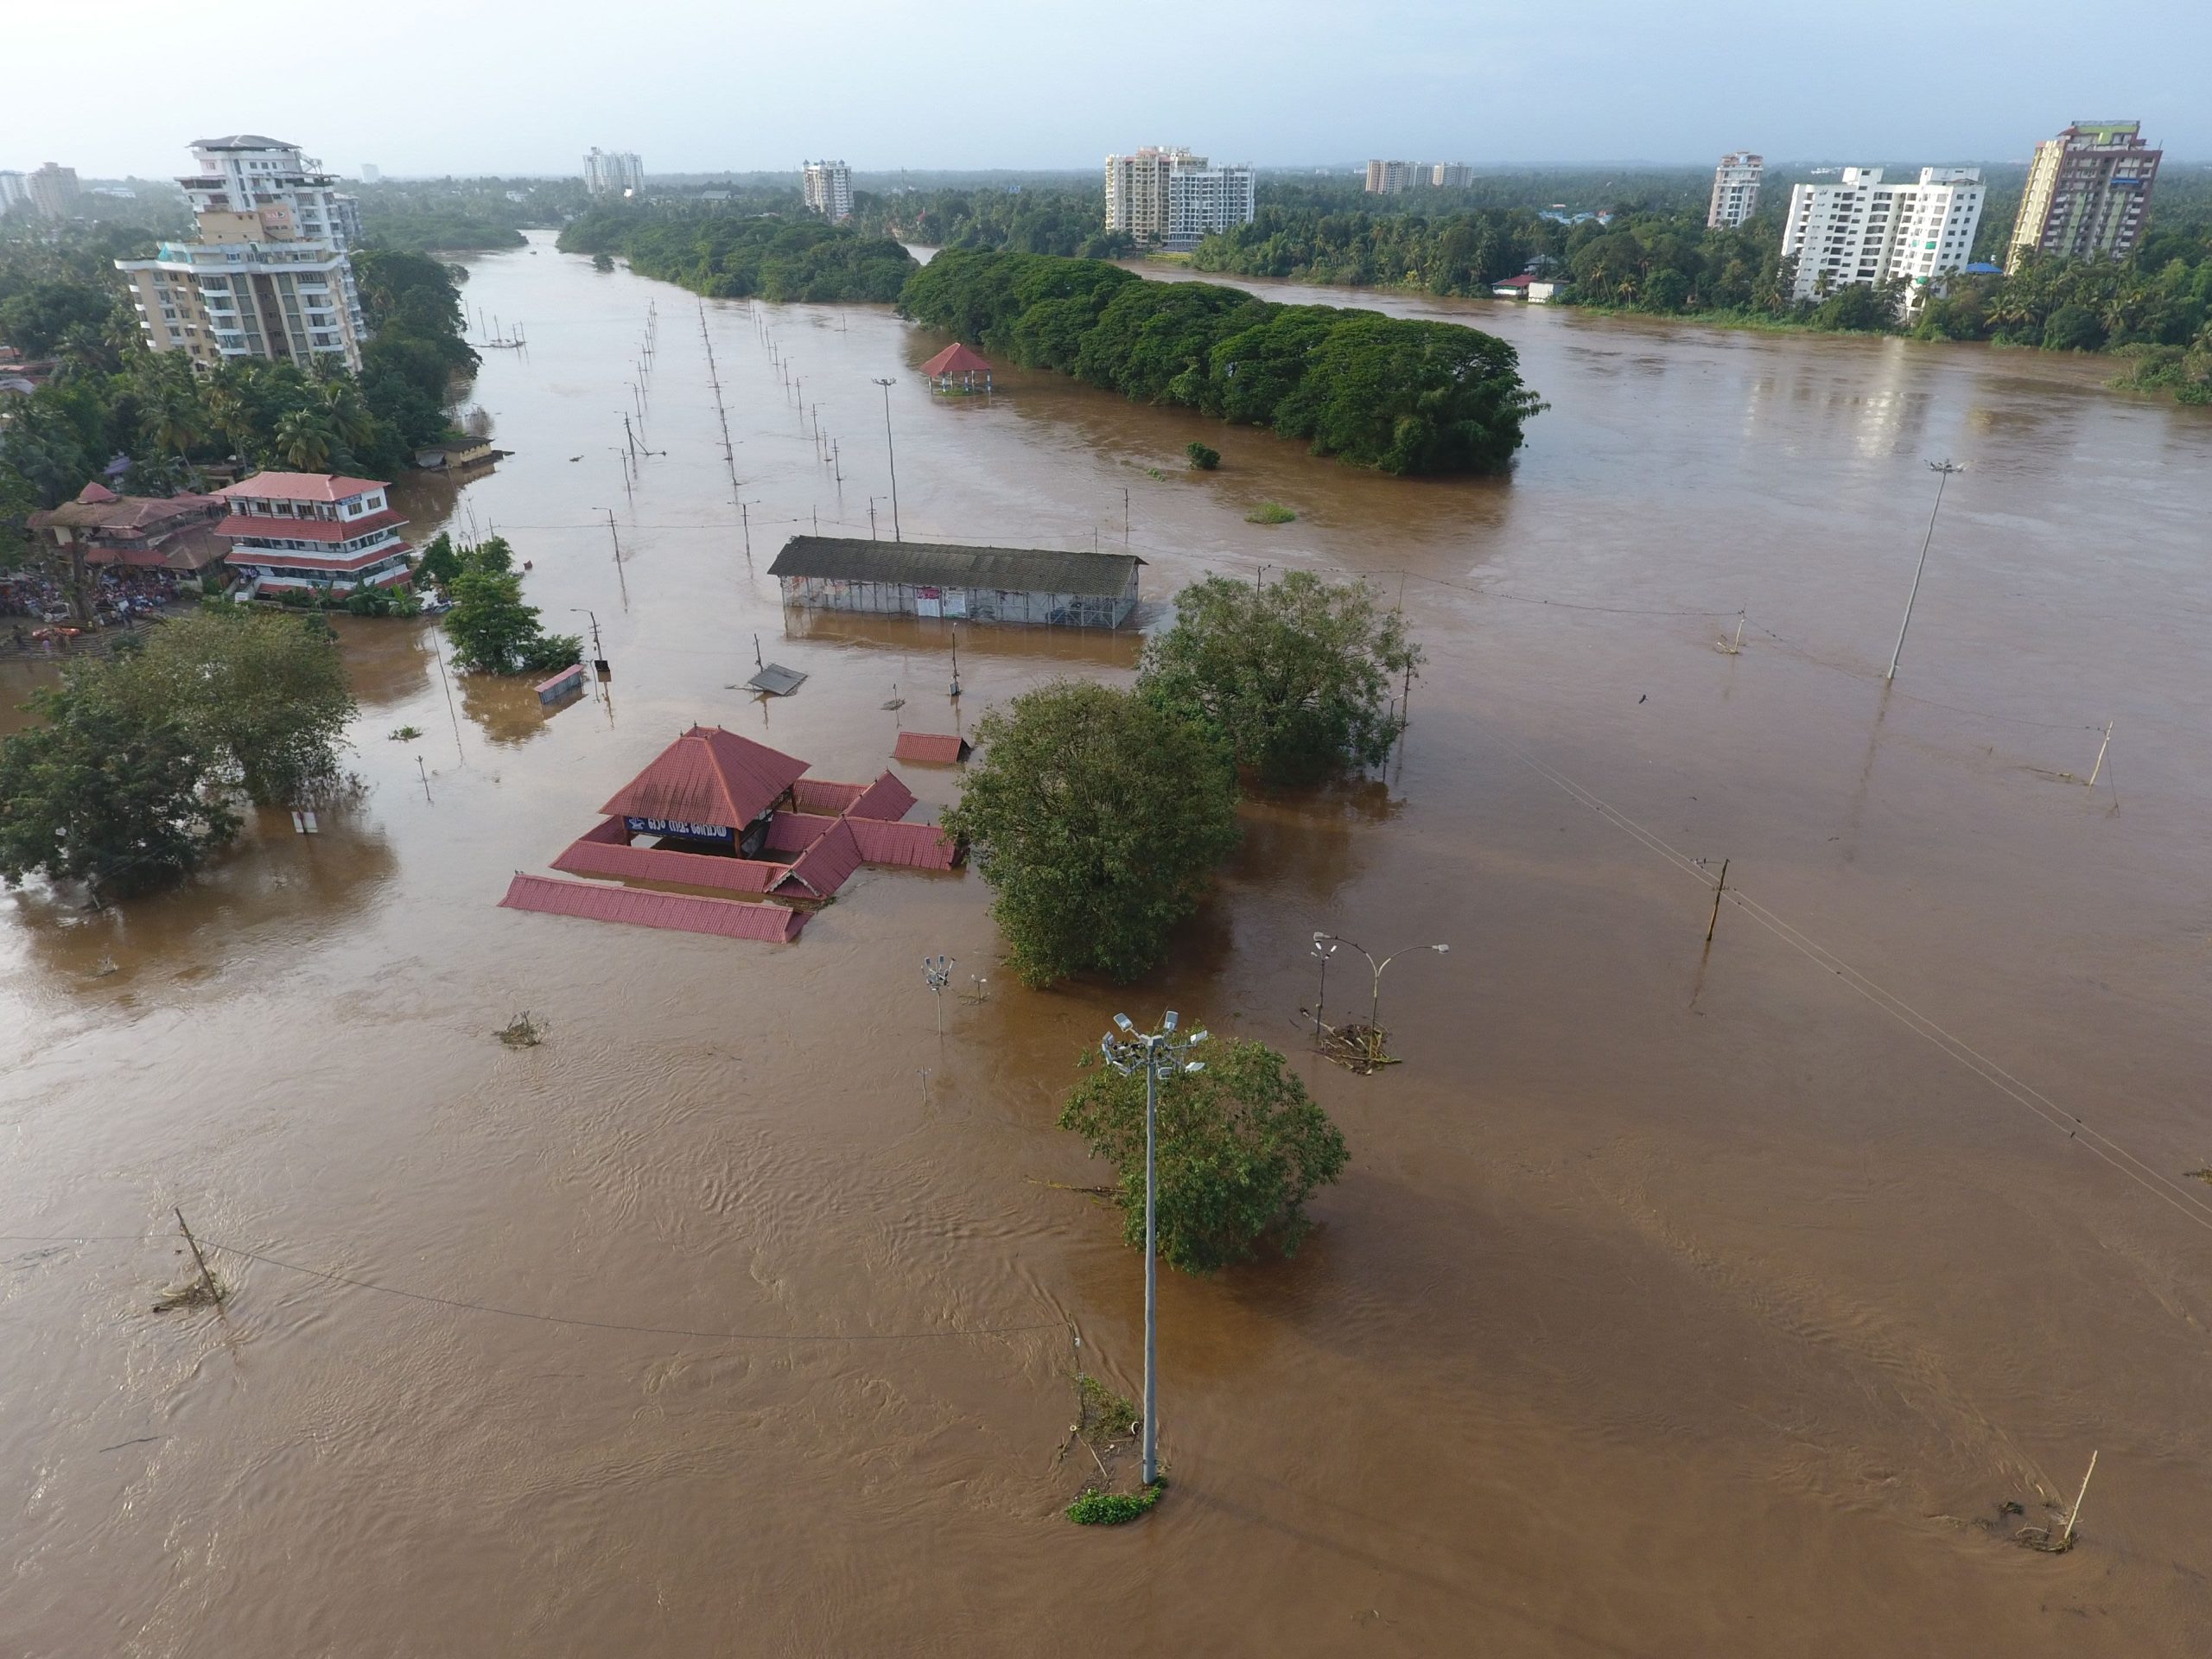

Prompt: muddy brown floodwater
xmin=5 ymin=232 xmax=2211 ymax=1656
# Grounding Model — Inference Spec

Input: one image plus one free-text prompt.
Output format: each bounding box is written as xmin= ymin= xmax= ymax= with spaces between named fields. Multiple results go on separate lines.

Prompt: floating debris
xmin=496 ymin=1011 xmax=548 ymax=1048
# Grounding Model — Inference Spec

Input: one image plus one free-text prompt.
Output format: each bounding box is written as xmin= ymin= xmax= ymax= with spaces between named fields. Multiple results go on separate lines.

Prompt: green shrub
xmin=1185 ymin=441 xmax=1220 ymax=471
xmin=1066 ymin=1483 xmax=1165 ymax=1525
xmin=1244 ymin=501 xmax=1295 ymax=524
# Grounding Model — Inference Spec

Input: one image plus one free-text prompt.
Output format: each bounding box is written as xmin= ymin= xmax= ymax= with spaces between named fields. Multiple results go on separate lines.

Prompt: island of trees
xmin=556 ymin=204 xmax=918 ymax=302
xmin=899 ymin=251 xmax=1543 ymax=474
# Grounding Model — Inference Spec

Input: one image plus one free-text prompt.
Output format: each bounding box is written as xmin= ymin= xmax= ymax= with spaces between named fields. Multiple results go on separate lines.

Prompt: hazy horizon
xmin=10 ymin=0 xmax=2208 ymax=179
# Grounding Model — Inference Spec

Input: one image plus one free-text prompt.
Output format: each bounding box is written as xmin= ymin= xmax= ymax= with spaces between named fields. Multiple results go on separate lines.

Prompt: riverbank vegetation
xmin=556 ymin=205 xmax=918 ymax=302
xmin=352 ymin=178 xmax=584 ymax=253
xmin=435 ymin=534 xmax=580 ymax=675
xmin=1187 ymin=171 xmax=2212 ymax=398
xmin=0 ymin=235 xmax=476 ymax=542
xmin=0 ymin=609 xmax=357 ymax=903
xmin=853 ymin=185 xmax=1134 ymax=259
xmin=899 ymin=250 xmax=1542 ymax=474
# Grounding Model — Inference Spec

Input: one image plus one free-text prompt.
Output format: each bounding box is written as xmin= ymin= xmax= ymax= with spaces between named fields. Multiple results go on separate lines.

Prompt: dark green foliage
xmin=592 ymin=252 xmax=614 ymax=273
xmin=0 ymin=667 xmax=238 ymax=903
xmin=1185 ymin=441 xmax=1219 ymax=470
xmin=0 ymin=278 xmax=123 ymax=357
xmin=1059 ymin=1039 xmax=1349 ymax=1274
xmin=899 ymin=251 xmax=1542 ymax=475
xmin=940 ymin=681 xmax=1241 ymax=987
xmin=1066 ymin=1484 xmax=1165 ymax=1525
xmin=109 ymin=609 xmax=359 ymax=806
xmin=442 ymin=537 xmax=580 ymax=676
xmin=854 ymin=185 xmax=1135 ymax=259
xmin=556 ymin=205 xmax=918 ymax=302
xmin=1140 ymin=572 xmax=1420 ymax=785
xmin=414 ymin=531 xmax=463 ymax=588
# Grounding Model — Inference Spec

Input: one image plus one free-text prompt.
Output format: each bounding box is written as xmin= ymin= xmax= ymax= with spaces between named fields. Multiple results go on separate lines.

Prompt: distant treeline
xmin=852 ymin=187 xmax=1134 ymax=260
xmin=556 ymin=204 xmax=917 ymax=302
xmin=352 ymin=178 xmax=587 ymax=253
xmin=899 ymin=251 xmax=1542 ymax=475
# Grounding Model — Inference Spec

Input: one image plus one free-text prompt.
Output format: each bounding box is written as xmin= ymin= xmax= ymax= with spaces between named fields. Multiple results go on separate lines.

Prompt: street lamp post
xmin=1888 ymin=459 xmax=1963 ymax=682
xmin=1101 ymin=1009 xmax=1208 ymax=1486
xmin=1309 ymin=938 xmax=1338 ymax=1041
xmin=923 ymin=954 xmax=953 ymax=1034
xmin=872 ymin=378 xmax=902 ymax=542
xmin=1313 ymin=933 xmax=1449 ymax=1061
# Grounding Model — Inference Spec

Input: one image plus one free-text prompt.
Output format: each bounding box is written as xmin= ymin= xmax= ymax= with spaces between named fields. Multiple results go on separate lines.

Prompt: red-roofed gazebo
xmin=919 ymin=342 xmax=994 ymax=394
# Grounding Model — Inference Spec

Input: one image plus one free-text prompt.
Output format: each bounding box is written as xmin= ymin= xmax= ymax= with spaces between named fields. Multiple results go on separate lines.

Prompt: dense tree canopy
xmin=941 ymin=680 xmax=1241 ymax=986
xmin=1059 ymin=1038 xmax=1349 ymax=1274
xmin=441 ymin=536 xmax=580 ymax=675
xmin=899 ymin=251 xmax=1543 ymax=474
xmin=556 ymin=206 xmax=918 ymax=302
xmin=1141 ymin=572 xmax=1421 ymax=785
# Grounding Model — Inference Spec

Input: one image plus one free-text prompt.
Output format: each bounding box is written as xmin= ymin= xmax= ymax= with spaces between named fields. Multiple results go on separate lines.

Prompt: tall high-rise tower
xmin=2007 ymin=121 xmax=2161 ymax=273
xmin=1707 ymin=153 xmax=1764 ymax=229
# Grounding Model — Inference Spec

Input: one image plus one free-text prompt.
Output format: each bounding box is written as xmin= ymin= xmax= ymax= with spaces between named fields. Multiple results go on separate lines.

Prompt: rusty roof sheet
xmin=499 ymin=874 xmax=804 ymax=942
xmin=597 ymin=726 xmax=807 ymax=829
xmin=778 ymin=817 xmax=864 ymax=898
xmin=552 ymin=828 xmax=783 ymax=894
xmin=845 ymin=817 xmax=963 ymax=871
xmin=791 ymin=779 xmax=864 ymax=815
xmin=766 ymin=536 xmax=1142 ymax=597
xmin=892 ymin=732 xmax=969 ymax=766
xmin=847 ymin=769 xmax=919 ymax=819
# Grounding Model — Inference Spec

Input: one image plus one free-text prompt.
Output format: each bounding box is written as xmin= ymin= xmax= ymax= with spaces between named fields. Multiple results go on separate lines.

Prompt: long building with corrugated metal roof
xmin=766 ymin=536 xmax=1141 ymax=628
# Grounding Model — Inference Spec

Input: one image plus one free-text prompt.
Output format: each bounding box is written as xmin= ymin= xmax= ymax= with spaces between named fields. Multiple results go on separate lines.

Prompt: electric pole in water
xmin=873 ymin=378 xmax=902 ymax=541
xmin=1888 ymin=459 xmax=1963 ymax=682
xmin=1100 ymin=1010 xmax=1210 ymax=1486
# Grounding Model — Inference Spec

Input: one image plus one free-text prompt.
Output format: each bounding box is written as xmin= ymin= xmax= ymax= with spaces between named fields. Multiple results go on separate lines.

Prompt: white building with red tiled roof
xmin=212 ymin=472 xmax=411 ymax=595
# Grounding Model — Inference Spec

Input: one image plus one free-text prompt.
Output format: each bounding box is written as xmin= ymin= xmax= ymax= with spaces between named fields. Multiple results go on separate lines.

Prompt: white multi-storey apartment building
xmin=1780 ymin=167 xmax=1985 ymax=308
xmin=213 ymin=472 xmax=414 ymax=596
xmin=1707 ymin=152 xmax=1764 ymax=228
xmin=1166 ymin=161 xmax=1255 ymax=248
xmin=801 ymin=160 xmax=853 ymax=222
xmin=0 ymin=171 xmax=27 ymax=215
xmin=115 ymin=136 xmax=368 ymax=372
xmin=1433 ymin=162 xmax=1472 ymax=189
xmin=1364 ymin=159 xmax=1416 ymax=194
xmin=583 ymin=148 xmax=644 ymax=197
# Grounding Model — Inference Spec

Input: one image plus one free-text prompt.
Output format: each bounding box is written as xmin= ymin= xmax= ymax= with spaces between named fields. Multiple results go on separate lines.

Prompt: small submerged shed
xmin=767 ymin=537 xmax=1141 ymax=628
xmin=920 ymin=342 xmax=994 ymax=392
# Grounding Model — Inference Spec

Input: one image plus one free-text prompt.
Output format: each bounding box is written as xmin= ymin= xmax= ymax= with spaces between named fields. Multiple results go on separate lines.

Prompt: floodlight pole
xmin=872 ymin=378 xmax=902 ymax=541
xmin=1314 ymin=933 xmax=1450 ymax=1057
xmin=1102 ymin=1011 xmax=1209 ymax=1486
xmin=923 ymin=954 xmax=952 ymax=1033
xmin=1888 ymin=459 xmax=1963 ymax=682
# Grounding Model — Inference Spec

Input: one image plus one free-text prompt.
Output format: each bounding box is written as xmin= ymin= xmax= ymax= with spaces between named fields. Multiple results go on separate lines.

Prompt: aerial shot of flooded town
xmin=4 ymin=4 xmax=2210 ymax=1654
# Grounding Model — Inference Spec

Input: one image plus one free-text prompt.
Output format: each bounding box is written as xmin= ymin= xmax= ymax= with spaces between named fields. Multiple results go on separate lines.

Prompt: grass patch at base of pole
xmin=1066 ymin=1481 xmax=1166 ymax=1525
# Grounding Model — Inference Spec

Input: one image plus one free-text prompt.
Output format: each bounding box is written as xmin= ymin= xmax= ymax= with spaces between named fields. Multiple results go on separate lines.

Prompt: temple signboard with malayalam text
xmin=624 ymin=816 xmax=734 ymax=844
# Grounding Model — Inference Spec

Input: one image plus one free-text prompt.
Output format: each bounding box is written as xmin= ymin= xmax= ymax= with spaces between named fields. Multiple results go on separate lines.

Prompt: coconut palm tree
xmin=273 ymin=409 xmax=336 ymax=473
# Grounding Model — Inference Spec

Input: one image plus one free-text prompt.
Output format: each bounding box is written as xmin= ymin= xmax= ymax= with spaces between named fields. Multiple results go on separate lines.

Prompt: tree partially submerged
xmin=1059 ymin=1039 xmax=1349 ymax=1274
xmin=942 ymin=681 xmax=1240 ymax=987
xmin=441 ymin=536 xmax=581 ymax=675
xmin=0 ymin=669 xmax=238 ymax=904
xmin=1140 ymin=570 xmax=1421 ymax=785
xmin=112 ymin=609 xmax=358 ymax=805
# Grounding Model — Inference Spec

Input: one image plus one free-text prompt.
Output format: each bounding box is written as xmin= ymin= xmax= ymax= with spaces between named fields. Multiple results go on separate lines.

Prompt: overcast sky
xmin=12 ymin=0 xmax=2208 ymax=179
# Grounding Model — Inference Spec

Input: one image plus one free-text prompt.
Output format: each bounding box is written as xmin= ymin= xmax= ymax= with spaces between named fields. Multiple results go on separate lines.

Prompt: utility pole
xmin=1310 ymin=937 xmax=1338 ymax=1041
xmin=570 ymin=607 xmax=606 ymax=676
xmin=1888 ymin=459 xmax=1963 ymax=682
xmin=923 ymin=954 xmax=953 ymax=1034
xmin=868 ymin=498 xmax=879 ymax=540
xmin=1123 ymin=486 xmax=1129 ymax=547
xmin=873 ymin=377 xmax=902 ymax=541
xmin=1101 ymin=1010 xmax=1210 ymax=1487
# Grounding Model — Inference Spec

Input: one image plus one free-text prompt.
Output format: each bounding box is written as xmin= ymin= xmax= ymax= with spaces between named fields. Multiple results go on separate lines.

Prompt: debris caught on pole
xmin=174 ymin=1207 xmax=222 ymax=1305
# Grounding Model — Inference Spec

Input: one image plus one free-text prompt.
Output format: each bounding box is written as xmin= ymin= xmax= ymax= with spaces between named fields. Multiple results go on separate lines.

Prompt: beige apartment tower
xmin=116 ymin=137 xmax=368 ymax=372
xmin=1364 ymin=159 xmax=1416 ymax=194
xmin=1707 ymin=153 xmax=1764 ymax=228
xmin=2007 ymin=122 xmax=2161 ymax=273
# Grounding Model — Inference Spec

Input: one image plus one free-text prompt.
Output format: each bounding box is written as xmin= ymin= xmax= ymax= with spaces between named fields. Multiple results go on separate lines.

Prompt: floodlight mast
xmin=1100 ymin=1011 xmax=1208 ymax=1485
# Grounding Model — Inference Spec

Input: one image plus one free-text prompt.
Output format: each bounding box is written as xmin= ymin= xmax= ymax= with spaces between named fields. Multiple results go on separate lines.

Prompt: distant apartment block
xmin=1433 ymin=162 xmax=1472 ymax=189
xmin=360 ymin=162 xmax=380 ymax=183
xmin=1365 ymin=160 xmax=1416 ymax=194
xmin=1780 ymin=166 xmax=1986 ymax=308
xmin=2007 ymin=121 xmax=2161 ymax=273
xmin=1707 ymin=152 xmax=1764 ymax=229
xmin=0 ymin=171 xmax=27 ymax=215
xmin=802 ymin=159 xmax=854 ymax=222
xmin=1106 ymin=147 xmax=1195 ymax=239
xmin=28 ymin=162 xmax=80 ymax=219
xmin=583 ymin=148 xmax=644 ymax=198
xmin=1166 ymin=161 xmax=1255 ymax=248
xmin=116 ymin=136 xmax=369 ymax=372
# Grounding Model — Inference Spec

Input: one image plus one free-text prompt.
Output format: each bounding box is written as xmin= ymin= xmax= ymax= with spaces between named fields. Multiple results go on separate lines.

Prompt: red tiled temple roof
xmin=892 ymin=732 xmax=969 ymax=766
xmin=919 ymin=342 xmax=993 ymax=377
xmin=499 ymin=874 xmax=804 ymax=942
xmin=598 ymin=726 xmax=807 ymax=830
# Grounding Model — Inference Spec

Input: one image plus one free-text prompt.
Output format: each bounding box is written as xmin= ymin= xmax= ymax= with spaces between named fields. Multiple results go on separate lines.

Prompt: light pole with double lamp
xmin=1101 ymin=1009 xmax=1208 ymax=1485
xmin=1313 ymin=933 xmax=1449 ymax=1060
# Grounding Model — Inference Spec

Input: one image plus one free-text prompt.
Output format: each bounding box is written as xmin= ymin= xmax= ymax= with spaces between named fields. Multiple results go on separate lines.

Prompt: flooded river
xmin=4 ymin=232 xmax=2209 ymax=1656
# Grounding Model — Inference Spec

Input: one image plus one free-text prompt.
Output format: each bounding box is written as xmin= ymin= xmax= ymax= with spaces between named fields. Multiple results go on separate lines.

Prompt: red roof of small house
xmin=30 ymin=491 xmax=224 ymax=536
xmin=213 ymin=472 xmax=388 ymax=503
xmin=844 ymin=817 xmax=963 ymax=870
xmin=597 ymin=726 xmax=808 ymax=830
xmin=893 ymin=731 xmax=969 ymax=766
xmin=778 ymin=817 xmax=865 ymax=898
xmin=499 ymin=874 xmax=804 ymax=942
xmin=77 ymin=481 xmax=118 ymax=505
xmin=919 ymin=342 xmax=993 ymax=378
xmin=1493 ymin=273 xmax=1535 ymax=289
